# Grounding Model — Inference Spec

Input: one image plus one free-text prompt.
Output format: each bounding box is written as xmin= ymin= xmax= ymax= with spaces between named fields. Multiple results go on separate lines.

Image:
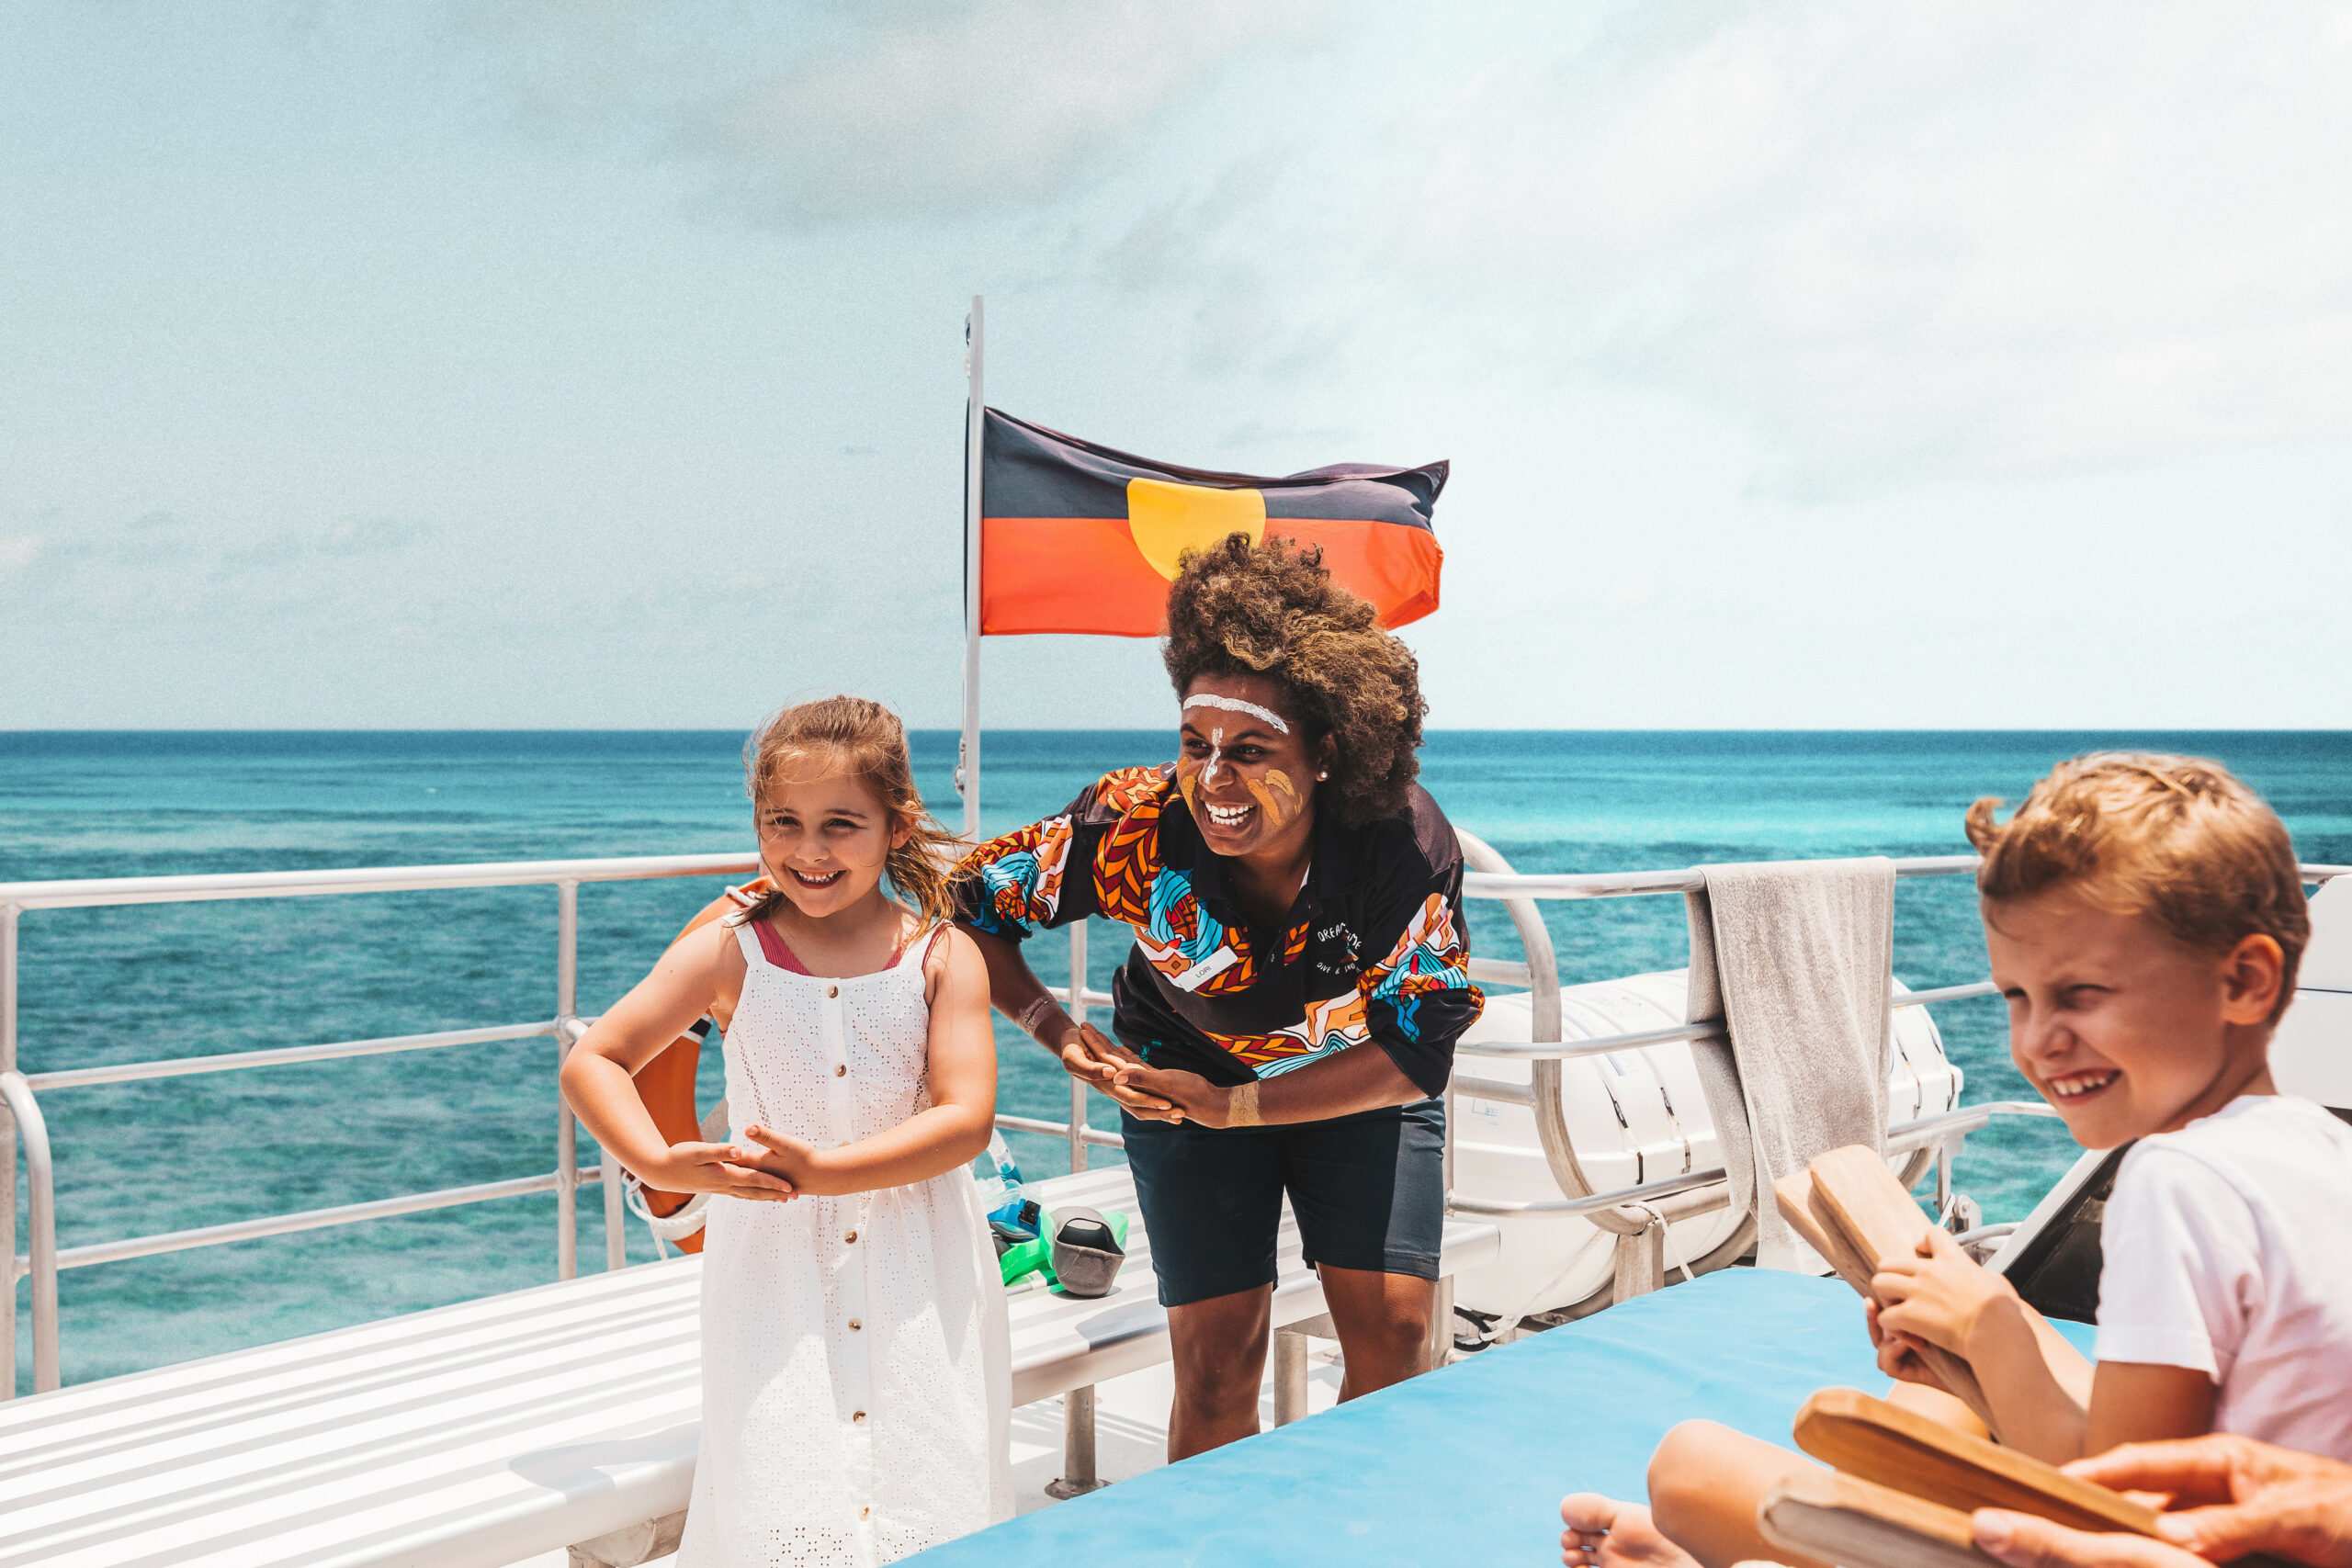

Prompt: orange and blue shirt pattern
xmin=953 ymin=765 xmax=1482 ymax=1098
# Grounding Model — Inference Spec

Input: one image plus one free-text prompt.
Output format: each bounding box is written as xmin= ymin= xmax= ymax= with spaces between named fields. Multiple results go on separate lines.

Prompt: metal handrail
xmin=0 ymin=1073 xmax=58 ymax=1393
xmin=1453 ymin=981 xmax=2000 ymax=1065
xmin=5 ymin=843 xmax=2337 ymax=1397
xmin=1446 ymin=1100 xmax=2060 ymax=1217
xmin=0 ymin=852 xmax=763 ymax=910
xmin=22 ymin=1021 xmax=558 ymax=1092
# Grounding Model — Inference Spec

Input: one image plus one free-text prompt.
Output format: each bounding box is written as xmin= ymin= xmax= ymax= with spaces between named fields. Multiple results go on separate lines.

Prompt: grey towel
xmin=1685 ymin=858 xmax=1895 ymax=1272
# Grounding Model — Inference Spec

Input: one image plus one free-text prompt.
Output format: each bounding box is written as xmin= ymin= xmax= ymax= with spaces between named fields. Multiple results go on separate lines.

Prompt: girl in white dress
xmin=562 ymin=697 xmax=1011 ymax=1566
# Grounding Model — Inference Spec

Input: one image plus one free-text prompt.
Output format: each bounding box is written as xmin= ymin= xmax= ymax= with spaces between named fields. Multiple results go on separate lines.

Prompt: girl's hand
xmin=734 ymin=1123 xmax=825 ymax=1190
xmin=1873 ymin=1225 xmax=2016 ymax=1359
xmin=1113 ymin=1066 xmax=1232 ymax=1127
xmin=646 ymin=1141 xmax=797 ymax=1201
xmin=1867 ymin=1295 xmax=1951 ymax=1393
xmin=1057 ymin=1023 xmax=1180 ymax=1119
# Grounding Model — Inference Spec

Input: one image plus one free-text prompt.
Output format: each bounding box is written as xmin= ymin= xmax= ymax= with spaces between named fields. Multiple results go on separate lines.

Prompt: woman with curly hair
xmin=952 ymin=532 xmax=1484 ymax=1461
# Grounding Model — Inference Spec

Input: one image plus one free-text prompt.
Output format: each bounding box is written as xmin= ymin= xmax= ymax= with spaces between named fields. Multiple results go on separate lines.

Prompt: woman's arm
xmin=737 ymin=928 xmax=997 ymax=1196
xmin=960 ymin=922 xmax=1176 ymax=1117
xmin=948 ymin=779 xmax=1177 ymax=1119
xmin=1117 ymin=1038 xmax=1424 ymax=1128
xmin=558 ymin=921 xmax=797 ymax=1202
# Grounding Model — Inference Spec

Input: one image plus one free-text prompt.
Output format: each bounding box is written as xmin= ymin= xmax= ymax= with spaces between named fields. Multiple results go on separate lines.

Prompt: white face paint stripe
xmin=1182 ymin=694 xmax=1291 ymax=734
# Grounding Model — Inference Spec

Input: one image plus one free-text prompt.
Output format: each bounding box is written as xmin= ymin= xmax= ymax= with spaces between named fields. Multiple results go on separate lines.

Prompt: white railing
xmin=0 ymin=850 xmax=1114 ymax=1399
xmin=6 ymin=849 xmax=2344 ymax=1397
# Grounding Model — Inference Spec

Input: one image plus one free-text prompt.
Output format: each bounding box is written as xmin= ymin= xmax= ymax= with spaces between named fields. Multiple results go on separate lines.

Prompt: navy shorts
xmin=1118 ymin=1098 xmax=1445 ymax=1308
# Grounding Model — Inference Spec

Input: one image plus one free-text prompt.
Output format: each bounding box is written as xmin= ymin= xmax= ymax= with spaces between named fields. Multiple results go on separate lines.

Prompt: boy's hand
xmin=1866 ymin=1296 xmax=1951 ymax=1393
xmin=647 ymin=1140 xmax=797 ymax=1201
xmin=1873 ymin=1225 xmax=2018 ymax=1359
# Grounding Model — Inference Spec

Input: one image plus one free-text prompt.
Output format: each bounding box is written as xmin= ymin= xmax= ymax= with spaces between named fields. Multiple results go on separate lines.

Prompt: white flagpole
xmin=958 ymin=296 xmax=985 ymax=840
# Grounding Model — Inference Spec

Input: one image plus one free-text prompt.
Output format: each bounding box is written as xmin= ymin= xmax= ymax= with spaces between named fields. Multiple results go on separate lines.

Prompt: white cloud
xmin=455 ymin=0 xmax=1333 ymax=225
xmin=1095 ymin=1 xmax=2352 ymax=497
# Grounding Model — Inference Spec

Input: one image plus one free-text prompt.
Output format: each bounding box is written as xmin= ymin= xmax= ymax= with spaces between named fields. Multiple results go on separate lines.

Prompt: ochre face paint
xmin=1175 ymin=759 xmax=1202 ymax=813
xmin=1182 ymin=694 xmax=1291 ymax=734
xmin=1245 ymin=769 xmax=1300 ymax=831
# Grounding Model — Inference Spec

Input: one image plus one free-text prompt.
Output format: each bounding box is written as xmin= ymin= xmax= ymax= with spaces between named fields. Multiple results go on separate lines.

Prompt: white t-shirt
xmin=2097 ymin=1093 xmax=2352 ymax=1461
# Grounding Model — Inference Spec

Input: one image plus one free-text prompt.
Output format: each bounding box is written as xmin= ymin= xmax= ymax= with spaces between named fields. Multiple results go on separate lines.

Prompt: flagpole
xmin=958 ymin=295 xmax=985 ymax=840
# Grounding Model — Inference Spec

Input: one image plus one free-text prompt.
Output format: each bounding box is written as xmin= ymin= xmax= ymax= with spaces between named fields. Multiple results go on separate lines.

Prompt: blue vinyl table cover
xmin=910 ymin=1268 xmax=2098 ymax=1567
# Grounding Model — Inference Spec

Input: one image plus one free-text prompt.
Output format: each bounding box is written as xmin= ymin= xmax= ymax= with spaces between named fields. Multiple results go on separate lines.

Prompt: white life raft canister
xmin=1448 ymin=969 xmax=1962 ymax=1323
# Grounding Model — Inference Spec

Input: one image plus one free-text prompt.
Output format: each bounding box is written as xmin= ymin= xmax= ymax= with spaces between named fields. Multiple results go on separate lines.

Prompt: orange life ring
xmin=629 ymin=876 xmax=771 ymax=1253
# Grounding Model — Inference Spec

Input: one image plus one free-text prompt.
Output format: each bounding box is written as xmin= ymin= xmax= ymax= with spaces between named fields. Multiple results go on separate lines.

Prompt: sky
xmin=3 ymin=2 xmax=2349 ymax=731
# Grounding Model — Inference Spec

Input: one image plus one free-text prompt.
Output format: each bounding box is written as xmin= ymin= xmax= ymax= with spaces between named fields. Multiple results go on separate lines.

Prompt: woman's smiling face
xmin=1175 ymin=673 xmax=1319 ymax=860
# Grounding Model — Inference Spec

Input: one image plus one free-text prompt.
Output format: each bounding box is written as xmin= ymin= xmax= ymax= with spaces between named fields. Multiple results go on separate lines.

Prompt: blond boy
xmin=1563 ymin=754 xmax=2352 ymax=1568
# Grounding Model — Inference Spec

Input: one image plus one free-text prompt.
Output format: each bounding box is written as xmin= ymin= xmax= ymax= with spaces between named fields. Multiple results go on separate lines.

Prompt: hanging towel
xmin=1685 ymin=858 xmax=1896 ymax=1272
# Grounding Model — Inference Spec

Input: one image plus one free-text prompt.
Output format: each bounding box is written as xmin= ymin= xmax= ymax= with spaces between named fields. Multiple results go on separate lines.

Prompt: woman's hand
xmin=1866 ymin=1295 xmax=1951 ymax=1393
xmin=2069 ymin=1435 xmax=2352 ymax=1567
xmin=643 ymin=1140 xmax=797 ymax=1201
xmin=1114 ymin=1065 xmax=1235 ymax=1128
xmin=1972 ymin=1510 xmax=2210 ymax=1568
xmin=1873 ymin=1224 xmax=2018 ymax=1359
xmin=1056 ymin=1023 xmax=1180 ymax=1120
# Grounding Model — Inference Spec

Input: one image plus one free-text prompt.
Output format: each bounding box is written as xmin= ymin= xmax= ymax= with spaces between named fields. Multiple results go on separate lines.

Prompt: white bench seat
xmin=0 ymin=1165 xmax=1498 ymax=1568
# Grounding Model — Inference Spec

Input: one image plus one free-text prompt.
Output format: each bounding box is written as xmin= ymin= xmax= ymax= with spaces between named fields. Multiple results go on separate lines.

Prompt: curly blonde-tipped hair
xmin=741 ymin=696 xmax=961 ymax=927
xmin=1160 ymin=532 xmax=1427 ymax=828
xmin=1965 ymin=752 xmax=2308 ymax=1019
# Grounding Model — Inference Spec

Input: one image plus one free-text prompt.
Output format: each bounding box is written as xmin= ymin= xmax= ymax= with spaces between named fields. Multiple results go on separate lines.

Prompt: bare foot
xmin=1561 ymin=1494 xmax=1702 ymax=1568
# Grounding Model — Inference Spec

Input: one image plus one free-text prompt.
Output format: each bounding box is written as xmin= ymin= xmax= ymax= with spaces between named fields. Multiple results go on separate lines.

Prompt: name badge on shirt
xmin=1170 ymin=944 xmax=1240 ymax=992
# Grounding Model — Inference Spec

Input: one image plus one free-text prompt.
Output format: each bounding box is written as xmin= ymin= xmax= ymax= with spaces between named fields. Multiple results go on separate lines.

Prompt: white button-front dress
xmin=677 ymin=919 xmax=1011 ymax=1567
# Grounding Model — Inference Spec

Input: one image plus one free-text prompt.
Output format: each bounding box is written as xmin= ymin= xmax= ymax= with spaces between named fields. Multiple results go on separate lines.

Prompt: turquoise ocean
xmin=5 ymin=729 xmax=2347 ymax=1387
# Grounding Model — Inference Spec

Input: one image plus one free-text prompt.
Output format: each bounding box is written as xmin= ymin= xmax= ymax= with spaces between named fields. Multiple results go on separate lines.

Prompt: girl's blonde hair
xmin=1965 ymin=752 xmax=2309 ymax=1018
xmin=741 ymin=696 xmax=961 ymax=928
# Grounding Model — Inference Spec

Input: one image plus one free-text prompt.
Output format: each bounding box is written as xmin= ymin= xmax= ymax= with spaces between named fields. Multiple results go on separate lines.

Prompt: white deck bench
xmin=0 ymin=1164 xmax=1498 ymax=1568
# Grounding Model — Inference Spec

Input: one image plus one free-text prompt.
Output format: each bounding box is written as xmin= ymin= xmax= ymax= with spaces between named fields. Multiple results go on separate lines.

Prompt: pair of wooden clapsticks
xmin=1772 ymin=1143 xmax=1997 ymax=1429
xmin=1767 ymin=1148 xmax=2283 ymax=1564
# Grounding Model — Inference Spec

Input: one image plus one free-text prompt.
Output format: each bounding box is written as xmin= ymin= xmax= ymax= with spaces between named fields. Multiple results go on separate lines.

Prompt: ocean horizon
xmin=6 ymin=728 xmax=2348 ymax=1387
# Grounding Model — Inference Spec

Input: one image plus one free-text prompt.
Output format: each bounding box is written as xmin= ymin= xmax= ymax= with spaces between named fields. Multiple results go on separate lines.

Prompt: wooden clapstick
xmin=1793 ymin=1388 xmax=2156 ymax=1536
xmin=1759 ymin=1467 xmax=1992 ymax=1568
xmin=1772 ymin=1169 xmax=1879 ymax=1294
xmin=1772 ymin=1165 xmax=1996 ymax=1429
xmin=1807 ymin=1145 xmax=1949 ymax=1275
xmin=1788 ymin=1389 xmax=2300 ymax=1568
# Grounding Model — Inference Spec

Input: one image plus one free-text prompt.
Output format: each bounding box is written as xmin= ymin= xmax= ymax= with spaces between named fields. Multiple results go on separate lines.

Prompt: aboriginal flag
xmin=977 ymin=409 xmax=1447 ymax=637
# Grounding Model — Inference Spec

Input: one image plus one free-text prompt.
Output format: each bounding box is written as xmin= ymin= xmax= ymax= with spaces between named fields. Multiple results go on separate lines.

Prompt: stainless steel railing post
xmin=555 ymin=881 xmax=581 ymax=1281
xmin=1066 ymin=921 xmax=1088 ymax=1174
xmin=0 ymin=1073 xmax=59 ymax=1394
xmin=601 ymin=1154 xmax=627 ymax=1269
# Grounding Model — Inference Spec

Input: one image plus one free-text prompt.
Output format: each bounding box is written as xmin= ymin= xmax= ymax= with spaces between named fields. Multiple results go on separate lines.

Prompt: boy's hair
xmin=1965 ymin=752 xmax=2308 ymax=1018
xmin=741 ymin=696 xmax=960 ymax=927
xmin=1160 ymin=532 xmax=1427 ymax=828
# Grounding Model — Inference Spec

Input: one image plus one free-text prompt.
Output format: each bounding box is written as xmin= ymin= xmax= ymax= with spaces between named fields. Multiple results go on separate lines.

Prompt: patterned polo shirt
xmin=951 ymin=764 xmax=1483 ymax=1100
